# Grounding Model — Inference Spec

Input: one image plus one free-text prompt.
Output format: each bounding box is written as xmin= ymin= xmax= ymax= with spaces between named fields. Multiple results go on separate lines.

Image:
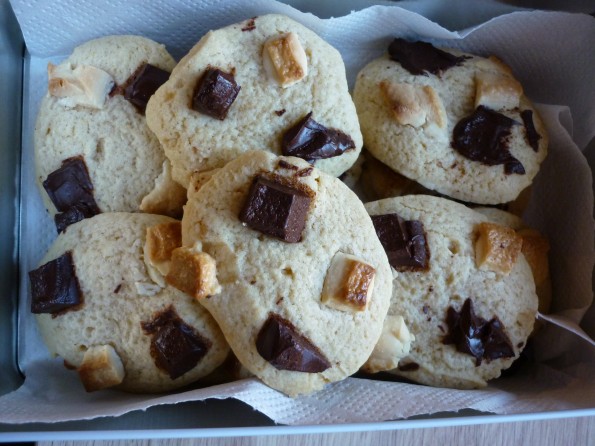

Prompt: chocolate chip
xmin=192 ymin=68 xmax=240 ymax=120
xmin=123 ymin=63 xmax=170 ymax=113
xmin=520 ymin=109 xmax=541 ymax=152
xmin=43 ymin=157 xmax=101 ymax=232
xmin=141 ymin=306 xmax=211 ymax=380
xmin=371 ymin=213 xmax=430 ymax=271
xmin=281 ymin=112 xmax=355 ymax=162
xmin=388 ymin=38 xmax=470 ymax=76
xmin=452 ymin=106 xmax=524 ymax=175
xmin=277 ymin=160 xmax=298 ymax=170
xmin=256 ymin=313 xmax=330 ymax=373
xmin=275 ymin=109 xmax=286 ymax=116
xmin=442 ymin=298 xmax=514 ymax=366
xmin=397 ymin=361 xmax=420 ymax=372
xmin=296 ymin=167 xmax=313 ymax=177
xmin=239 ymin=175 xmax=311 ymax=243
xmin=29 ymin=251 xmax=83 ymax=314
xmin=241 ymin=17 xmax=257 ymax=32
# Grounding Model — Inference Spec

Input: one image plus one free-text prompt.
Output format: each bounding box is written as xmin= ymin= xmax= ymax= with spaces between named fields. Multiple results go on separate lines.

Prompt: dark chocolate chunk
xmin=192 ymin=68 xmax=240 ymax=120
xmin=442 ymin=298 xmax=514 ymax=366
xmin=452 ymin=106 xmax=525 ymax=175
xmin=483 ymin=318 xmax=516 ymax=362
xmin=141 ymin=306 xmax=211 ymax=380
xmin=43 ymin=157 xmax=101 ymax=232
xmin=124 ymin=63 xmax=170 ymax=113
xmin=54 ymin=206 xmax=87 ymax=233
xmin=520 ymin=109 xmax=541 ymax=152
xmin=256 ymin=313 xmax=330 ymax=373
xmin=239 ymin=175 xmax=311 ymax=243
xmin=275 ymin=109 xmax=286 ymax=116
xmin=281 ymin=112 xmax=355 ymax=162
xmin=388 ymin=38 xmax=470 ymax=76
xmin=29 ymin=251 xmax=82 ymax=314
xmin=371 ymin=213 xmax=429 ymax=271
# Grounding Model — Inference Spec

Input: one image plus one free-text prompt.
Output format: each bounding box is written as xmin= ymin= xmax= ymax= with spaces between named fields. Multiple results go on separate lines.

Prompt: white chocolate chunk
xmin=48 ymin=62 xmax=114 ymax=109
xmin=321 ymin=252 xmax=375 ymax=312
xmin=474 ymin=71 xmax=523 ymax=110
xmin=364 ymin=315 xmax=413 ymax=373
xmin=475 ymin=222 xmax=523 ymax=275
xmin=263 ymin=32 xmax=308 ymax=88
xmin=143 ymin=221 xmax=182 ymax=287
xmin=380 ymin=81 xmax=446 ymax=128
xmin=78 ymin=344 xmax=125 ymax=392
xmin=165 ymin=247 xmax=221 ymax=300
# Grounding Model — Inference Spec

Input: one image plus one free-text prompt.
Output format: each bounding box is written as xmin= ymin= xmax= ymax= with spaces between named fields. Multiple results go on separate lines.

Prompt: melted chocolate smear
xmin=452 ymin=106 xmax=525 ymax=175
xmin=43 ymin=157 xmax=101 ymax=232
xmin=371 ymin=213 xmax=430 ymax=271
xmin=282 ymin=112 xmax=355 ymax=162
xmin=520 ymin=109 xmax=541 ymax=152
xmin=142 ymin=306 xmax=211 ymax=380
xmin=29 ymin=251 xmax=83 ymax=314
xmin=239 ymin=175 xmax=311 ymax=243
xmin=123 ymin=63 xmax=170 ymax=113
xmin=256 ymin=313 xmax=330 ymax=373
xmin=442 ymin=298 xmax=515 ymax=366
xmin=388 ymin=38 xmax=470 ymax=76
xmin=191 ymin=68 xmax=240 ymax=120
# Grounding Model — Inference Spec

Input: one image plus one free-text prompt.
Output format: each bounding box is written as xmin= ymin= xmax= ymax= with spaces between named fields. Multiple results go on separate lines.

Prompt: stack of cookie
xmin=29 ymin=14 xmax=549 ymax=396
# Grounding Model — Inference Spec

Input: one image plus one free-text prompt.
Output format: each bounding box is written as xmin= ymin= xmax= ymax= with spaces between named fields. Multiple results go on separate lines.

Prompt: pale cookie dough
xmin=35 ymin=35 xmax=185 ymax=230
xmin=353 ymin=40 xmax=548 ymax=205
xmin=181 ymin=150 xmax=391 ymax=396
xmin=146 ymin=14 xmax=362 ymax=187
xmin=31 ymin=213 xmax=229 ymax=393
xmin=365 ymin=195 xmax=538 ymax=388
xmin=474 ymin=207 xmax=551 ymax=314
xmin=360 ymin=150 xmax=532 ymax=216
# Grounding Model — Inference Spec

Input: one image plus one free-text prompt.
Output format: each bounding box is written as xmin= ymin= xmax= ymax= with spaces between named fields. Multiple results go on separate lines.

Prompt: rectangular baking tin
xmin=1 ymin=0 xmax=594 ymax=441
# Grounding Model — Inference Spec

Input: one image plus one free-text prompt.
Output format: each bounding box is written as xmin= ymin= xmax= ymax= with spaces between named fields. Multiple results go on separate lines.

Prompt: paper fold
xmin=2 ymin=0 xmax=594 ymax=425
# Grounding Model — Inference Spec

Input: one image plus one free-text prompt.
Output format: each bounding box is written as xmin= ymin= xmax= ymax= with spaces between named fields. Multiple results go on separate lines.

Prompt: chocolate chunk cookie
xmin=353 ymin=39 xmax=548 ymax=205
xmin=364 ymin=195 xmax=538 ymax=388
xmin=181 ymin=150 xmax=391 ymax=396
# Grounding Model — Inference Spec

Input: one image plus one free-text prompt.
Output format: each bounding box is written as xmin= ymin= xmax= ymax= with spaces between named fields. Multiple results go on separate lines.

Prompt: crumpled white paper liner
xmin=2 ymin=0 xmax=594 ymax=425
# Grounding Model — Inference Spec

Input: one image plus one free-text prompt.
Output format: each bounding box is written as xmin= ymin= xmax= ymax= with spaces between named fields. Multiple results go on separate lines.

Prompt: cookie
xmin=29 ymin=213 xmax=229 ymax=393
xmin=360 ymin=150 xmax=532 ymax=216
xmin=474 ymin=207 xmax=551 ymax=314
xmin=359 ymin=149 xmax=435 ymax=202
xmin=364 ymin=195 xmax=538 ymax=388
xmin=146 ymin=14 xmax=362 ymax=188
xmin=181 ymin=150 xmax=391 ymax=396
xmin=353 ymin=39 xmax=548 ymax=205
xmin=34 ymin=35 xmax=186 ymax=233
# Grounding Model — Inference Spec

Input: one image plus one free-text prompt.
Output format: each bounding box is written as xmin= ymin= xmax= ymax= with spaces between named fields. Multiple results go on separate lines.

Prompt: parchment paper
xmin=1 ymin=0 xmax=594 ymax=425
